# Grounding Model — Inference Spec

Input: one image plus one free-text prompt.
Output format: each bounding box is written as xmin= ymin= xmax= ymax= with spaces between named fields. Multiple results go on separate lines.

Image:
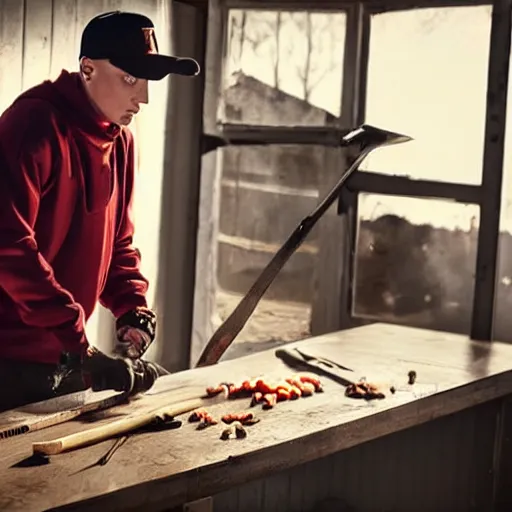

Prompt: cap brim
xmin=110 ymin=54 xmax=200 ymax=80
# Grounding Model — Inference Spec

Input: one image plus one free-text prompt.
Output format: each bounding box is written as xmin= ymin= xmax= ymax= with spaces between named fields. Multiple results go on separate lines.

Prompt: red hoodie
xmin=0 ymin=70 xmax=149 ymax=364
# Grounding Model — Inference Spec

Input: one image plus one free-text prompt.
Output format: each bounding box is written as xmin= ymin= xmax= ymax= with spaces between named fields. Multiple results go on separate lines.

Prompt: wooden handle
xmin=32 ymin=395 xmax=217 ymax=456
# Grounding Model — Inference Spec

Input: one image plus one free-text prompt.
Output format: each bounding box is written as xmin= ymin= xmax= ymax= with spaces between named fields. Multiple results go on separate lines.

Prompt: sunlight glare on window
xmin=361 ymin=6 xmax=492 ymax=185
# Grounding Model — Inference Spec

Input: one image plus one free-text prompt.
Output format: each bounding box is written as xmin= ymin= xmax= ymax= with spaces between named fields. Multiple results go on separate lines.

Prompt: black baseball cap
xmin=79 ymin=11 xmax=200 ymax=80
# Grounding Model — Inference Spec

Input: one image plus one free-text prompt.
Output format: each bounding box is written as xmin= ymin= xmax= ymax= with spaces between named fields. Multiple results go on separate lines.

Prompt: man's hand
xmin=81 ymin=347 xmax=160 ymax=396
xmin=114 ymin=307 xmax=156 ymax=359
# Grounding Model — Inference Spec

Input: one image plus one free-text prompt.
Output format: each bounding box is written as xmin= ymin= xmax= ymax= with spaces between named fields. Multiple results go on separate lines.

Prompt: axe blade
xmin=342 ymin=124 xmax=413 ymax=148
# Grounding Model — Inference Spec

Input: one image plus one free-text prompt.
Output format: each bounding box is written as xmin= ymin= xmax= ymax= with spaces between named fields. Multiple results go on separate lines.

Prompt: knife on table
xmin=275 ymin=347 xmax=356 ymax=387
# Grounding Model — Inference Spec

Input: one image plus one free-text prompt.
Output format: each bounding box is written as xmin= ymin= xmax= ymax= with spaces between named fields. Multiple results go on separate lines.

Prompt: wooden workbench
xmin=1 ymin=323 xmax=512 ymax=512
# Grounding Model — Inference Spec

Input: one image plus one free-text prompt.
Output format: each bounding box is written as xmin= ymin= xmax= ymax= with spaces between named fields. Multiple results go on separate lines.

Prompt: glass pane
xmin=353 ymin=193 xmax=479 ymax=335
xmin=220 ymin=9 xmax=347 ymax=126
xmin=494 ymin=47 xmax=512 ymax=343
xmin=361 ymin=6 xmax=492 ymax=185
xmin=214 ymin=144 xmax=330 ymax=359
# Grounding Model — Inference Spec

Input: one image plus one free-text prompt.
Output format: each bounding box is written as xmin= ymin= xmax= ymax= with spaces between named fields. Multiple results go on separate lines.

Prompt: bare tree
xmin=288 ymin=12 xmax=341 ymax=102
xmin=228 ymin=10 xmax=286 ymax=89
xmin=273 ymin=11 xmax=282 ymax=88
xmin=227 ymin=11 xmax=243 ymax=70
xmin=228 ymin=9 xmax=342 ymax=97
xmin=228 ymin=10 xmax=274 ymax=71
xmin=301 ymin=13 xmax=313 ymax=100
xmin=238 ymin=11 xmax=247 ymax=62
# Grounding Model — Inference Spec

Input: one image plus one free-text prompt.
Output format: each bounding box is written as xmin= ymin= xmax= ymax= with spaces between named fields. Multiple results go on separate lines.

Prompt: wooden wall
xmin=213 ymin=399 xmax=504 ymax=512
xmin=0 ymin=0 xmax=165 ymax=109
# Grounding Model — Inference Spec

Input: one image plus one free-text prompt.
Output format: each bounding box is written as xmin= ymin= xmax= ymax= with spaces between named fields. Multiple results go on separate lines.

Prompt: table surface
xmin=2 ymin=323 xmax=512 ymax=512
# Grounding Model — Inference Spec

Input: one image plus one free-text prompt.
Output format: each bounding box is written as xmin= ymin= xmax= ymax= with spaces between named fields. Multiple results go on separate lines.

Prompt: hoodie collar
xmin=22 ymin=70 xmax=122 ymax=144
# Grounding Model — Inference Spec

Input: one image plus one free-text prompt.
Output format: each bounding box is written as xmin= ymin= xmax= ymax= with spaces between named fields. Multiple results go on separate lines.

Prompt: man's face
xmin=80 ymin=58 xmax=149 ymax=126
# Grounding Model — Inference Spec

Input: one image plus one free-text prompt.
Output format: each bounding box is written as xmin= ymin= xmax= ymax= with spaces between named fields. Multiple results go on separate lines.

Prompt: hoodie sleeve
xmin=0 ymin=99 xmax=87 ymax=353
xmin=99 ymin=129 xmax=149 ymax=319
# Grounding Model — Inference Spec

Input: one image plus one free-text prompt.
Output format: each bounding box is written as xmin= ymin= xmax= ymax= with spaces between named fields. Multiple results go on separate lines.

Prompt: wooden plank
xmin=22 ymin=0 xmax=53 ymax=90
xmin=0 ymin=0 xmax=24 ymax=113
xmin=339 ymin=4 xmax=370 ymax=330
xmin=218 ymin=123 xmax=351 ymax=146
xmin=191 ymin=0 xmax=228 ymax=366
xmin=184 ymin=497 xmax=213 ymax=512
xmin=231 ymin=480 xmax=262 ymax=511
xmin=260 ymin=470 xmax=290 ymax=512
xmin=470 ymin=396 xmax=501 ymax=510
xmin=311 ymin=4 xmax=370 ymax=335
xmin=470 ymin=0 xmax=512 ymax=341
xmin=221 ymin=0 xmax=492 ymax=10
xmin=2 ymin=323 xmax=512 ymax=511
xmin=347 ymin=171 xmax=482 ymax=205
xmin=214 ymin=399 xmax=500 ymax=512
xmin=156 ymin=1 xmax=208 ymax=372
xmin=492 ymin=395 xmax=512 ymax=511
xmin=311 ymin=144 xmax=350 ymax=336
xmin=311 ymin=5 xmax=356 ymax=335
xmin=367 ymin=0 xmax=493 ymax=12
xmin=49 ymin=0 xmax=78 ymax=79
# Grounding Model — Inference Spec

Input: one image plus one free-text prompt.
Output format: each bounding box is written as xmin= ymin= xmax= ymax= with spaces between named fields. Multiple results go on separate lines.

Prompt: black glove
xmin=80 ymin=347 xmax=160 ymax=396
xmin=114 ymin=307 xmax=156 ymax=359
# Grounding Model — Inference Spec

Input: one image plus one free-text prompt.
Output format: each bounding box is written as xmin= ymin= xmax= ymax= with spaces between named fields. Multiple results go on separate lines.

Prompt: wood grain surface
xmin=1 ymin=323 xmax=512 ymax=512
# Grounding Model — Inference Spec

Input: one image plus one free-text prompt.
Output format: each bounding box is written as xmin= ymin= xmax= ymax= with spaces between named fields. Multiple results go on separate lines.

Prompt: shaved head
xmin=79 ymin=57 xmax=149 ymax=126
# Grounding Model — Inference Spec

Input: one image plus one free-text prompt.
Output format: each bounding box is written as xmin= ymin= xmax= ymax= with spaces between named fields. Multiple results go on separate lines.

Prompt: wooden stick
xmin=32 ymin=394 xmax=224 ymax=456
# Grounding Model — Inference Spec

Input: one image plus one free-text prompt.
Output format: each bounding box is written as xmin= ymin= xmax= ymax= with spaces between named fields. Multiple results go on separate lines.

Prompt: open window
xmin=211 ymin=6 xmax=348 ymax=357
xmin=350 ymin=5 xmax=494 ymax=337
xmin=361 ymin=6 xmax=491 ymax=185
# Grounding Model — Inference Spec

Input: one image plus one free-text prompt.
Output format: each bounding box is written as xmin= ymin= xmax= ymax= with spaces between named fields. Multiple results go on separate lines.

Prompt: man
xmin=0 ymin=11 xmax=200 ymax=411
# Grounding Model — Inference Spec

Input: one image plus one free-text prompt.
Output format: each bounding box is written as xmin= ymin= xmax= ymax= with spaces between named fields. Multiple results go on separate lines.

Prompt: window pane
xmin=214 ymin=144 xmax=330 ymax=359
xmin=220 ymin=9 xmax=346 ymax=126
xmin=361 ymin=6 xmax=492 ymax=185
xmin=353 ymin=193 xmax=479 ymax=335
xmin=494 ymin=47 xmax=512 ymax=343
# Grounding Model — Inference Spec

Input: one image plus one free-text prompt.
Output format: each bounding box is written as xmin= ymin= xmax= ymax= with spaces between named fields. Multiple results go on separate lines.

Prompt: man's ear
xmin=79 ymin=57 xmax=94 ymax=81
